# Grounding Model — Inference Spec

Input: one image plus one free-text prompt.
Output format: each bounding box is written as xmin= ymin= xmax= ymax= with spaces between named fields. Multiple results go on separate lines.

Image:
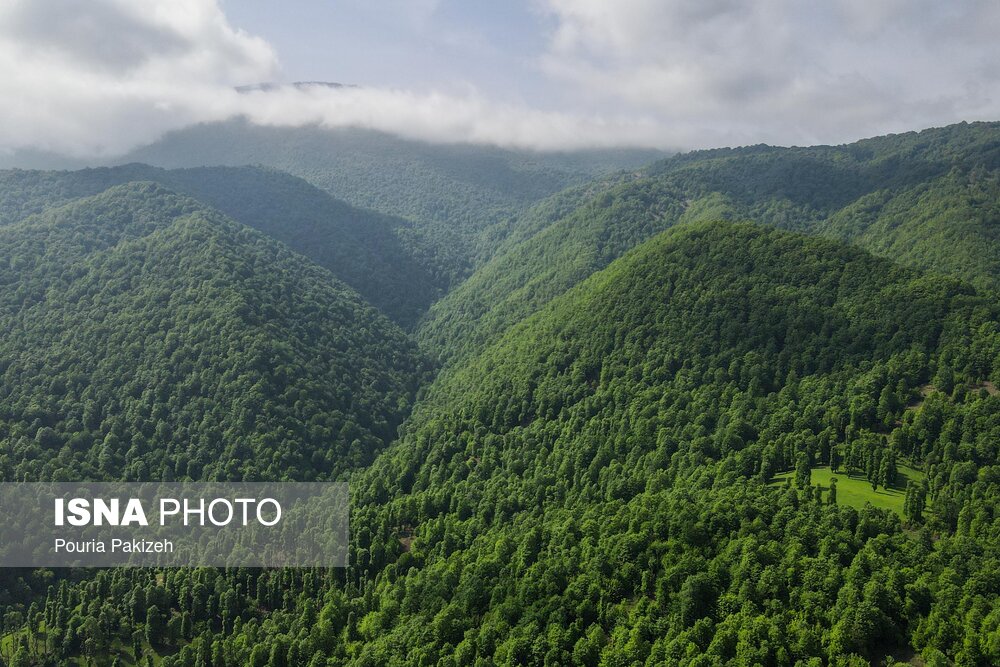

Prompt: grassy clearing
xmin=1 ymin=627 xmax=165 ymax=666
xmin=772 ymin=464 xmax=925 ymax=517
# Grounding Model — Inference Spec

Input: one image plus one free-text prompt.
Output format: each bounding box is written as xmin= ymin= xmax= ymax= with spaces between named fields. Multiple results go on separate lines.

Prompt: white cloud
xmin=233 ymin=85 xmax=666 ymax=150
xmin=0 ymin=0 xmax=998 ymax=156
xmin=538 ymin=0 xmax=1000 ymax=146
xmin=0 ymin=0 xmax=277 ymax=157
xmin=0 ymin=0 xmax=670 ymax=155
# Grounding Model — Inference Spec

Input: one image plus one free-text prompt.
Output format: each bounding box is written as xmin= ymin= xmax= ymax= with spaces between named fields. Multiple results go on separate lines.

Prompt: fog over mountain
xmin=1 ymin=0 xmax=999 ymax=159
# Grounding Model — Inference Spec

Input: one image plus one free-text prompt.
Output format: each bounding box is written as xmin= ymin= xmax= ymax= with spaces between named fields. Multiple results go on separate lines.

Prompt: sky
xmin=1 ymin=0 xmax=999 ymax=157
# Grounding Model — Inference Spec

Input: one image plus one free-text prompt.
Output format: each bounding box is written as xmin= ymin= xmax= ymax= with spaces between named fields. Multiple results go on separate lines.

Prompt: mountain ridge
xmin=0 ymin=163 xmax=443 ymax=327
xmin=418 ymin=119 xmax=1000 ymax=365
xmin=3 ymin=121 xmax=1000 ymax=666
xmin=0 ymin=181 xmax=428 ymax=482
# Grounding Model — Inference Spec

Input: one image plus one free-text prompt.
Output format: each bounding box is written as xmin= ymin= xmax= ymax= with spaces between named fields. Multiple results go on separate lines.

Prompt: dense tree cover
xmin=647 ymin=123 xmax=1000 ymax=289
xmin=419 ymin=121 xmax=1000 ymax=365
xmin=822 ymin=169 xmax=1000 ymax=291
xmin=0 ymin=182 xmax=427 ymax=484
xmin=0 ymin=168 xmax=143 ymax=225
xmin=417 ymin=176 xmax=688 ymax=363
xmin=324 ymin=223 xmax=1000 ymax=665
xmin=5 ymin=122 xmax=1000 ymax=666
xmin=121 ymin=120 xmax=664 ymax=286
xmin=7 ymin=221 xmax=1000 ymax=665
xmin=0 ymin=165 xmax=441 ymax=327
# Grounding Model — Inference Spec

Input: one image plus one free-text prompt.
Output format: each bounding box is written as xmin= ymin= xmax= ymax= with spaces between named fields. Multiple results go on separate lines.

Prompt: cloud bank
xmin=0 ymin=0 xmax=278 ymax=157
xmin=0 ymin=0 xmax=998 ymax=156
xmin=540 ymin=0 xmax=1000 ymax=146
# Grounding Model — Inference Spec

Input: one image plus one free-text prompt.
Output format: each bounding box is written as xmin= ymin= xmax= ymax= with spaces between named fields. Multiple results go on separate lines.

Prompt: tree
xmin=904 ymin=481 xmax=926 ymax=524
xmin=132 ymin=629 xmax=144 ymax=661
xmin=828 ymin=478 xmax=838 ymax=505
xmin=679 ymin=572 xmax=717 ymax=626
xmin=877 ymin=385 xmax=899 ymax=427
xmin=9 ymin=646 xmax=28 ymax=667
xmin=795 ymin=451 xmax=812 ymax=488
xmin=145 ymin=606 xmax=165 ymax=647
xmin=866 ymin=450 xmax=879 ymax=490
xmin=879 ymin=450 xmax=898 ymax=489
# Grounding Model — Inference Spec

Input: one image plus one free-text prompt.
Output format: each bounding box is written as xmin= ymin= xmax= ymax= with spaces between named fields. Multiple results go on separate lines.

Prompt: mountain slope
xmin=132 ymin=164 xmax=443 ymax=327
xmin=339 ymin=221 xmax=1000 ymax=665
xmin=822 ymin=169 xmax=1000 ymax=284
xmin=418 ymin=176 xmax=686 ymax=362
xmin=648 ymin=121 xmax=1000 ymax=284
xmin=5 ymin=123 xmax=1000 ymax=667
xmin=4 ymin=219 xmax=1000 ymax=665
xmin=0 ymin=164 xmax=441 ymax=326
xmin=121 ymin=120 xmax=665 ymax=284
xmin=420 ymin=120 xmax=1000 ymax=364
xmin=0 ymin=182 xmax=427 ymax=482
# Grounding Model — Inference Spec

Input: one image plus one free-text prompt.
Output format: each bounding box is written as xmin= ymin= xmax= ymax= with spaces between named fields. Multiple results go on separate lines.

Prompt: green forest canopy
xmin=2 ymin=121 xmax=1000 ymax=666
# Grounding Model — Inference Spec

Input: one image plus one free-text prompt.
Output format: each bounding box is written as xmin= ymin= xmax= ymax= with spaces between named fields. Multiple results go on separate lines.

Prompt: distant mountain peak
xmin=235 ymin=81 xmax=358 ymax=93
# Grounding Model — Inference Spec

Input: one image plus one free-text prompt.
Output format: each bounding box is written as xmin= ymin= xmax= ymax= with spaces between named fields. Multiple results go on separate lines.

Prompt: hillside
xmin=648 ymin=121 xmax=1000 ymax=284
xmin=121 ymin=120 xmax=665 ymax=285
xmin=5 ymin=0 xmax=1000 ymax=661
xmin=420 ymin=121 xmax=1000 ymax=364
xmin=0 ymin=182 xmax=427 ymax=483
xmin=8 ymin=222 xmax=998 ymax=665
xmin=341 ymin=222 xmax=1000 ymax=664
xmin=3 ymin=126 xmax=1000 ymax=667
xmin=0 ymin=165 xmax=441 ymax=327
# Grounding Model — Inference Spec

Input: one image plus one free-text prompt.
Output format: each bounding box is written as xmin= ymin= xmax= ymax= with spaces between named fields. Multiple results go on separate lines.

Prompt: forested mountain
xmin=10 ymin=221 xmax=999 ymax=666
xmin=335 ymin=222 xmax=1000 ymax=666
xmin=121 ymin=120 xmax=664 ymax=285
xmin=4 ymin=122 xmax=1000 ymax=667
xmin=419 ymin=121 xmax=1000 ymax=365
xmin=646 ymin=121 xmax=1000 ymax=286
xmin=0 ymin=182 xmax=426 ymax=483
xmin=0 ymin=165 xmax=441 ymax=327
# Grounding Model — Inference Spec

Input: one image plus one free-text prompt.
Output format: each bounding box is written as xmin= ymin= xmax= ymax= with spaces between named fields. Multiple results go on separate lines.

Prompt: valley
xmin=1 ymin=122 xmax=1000 ymax=666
